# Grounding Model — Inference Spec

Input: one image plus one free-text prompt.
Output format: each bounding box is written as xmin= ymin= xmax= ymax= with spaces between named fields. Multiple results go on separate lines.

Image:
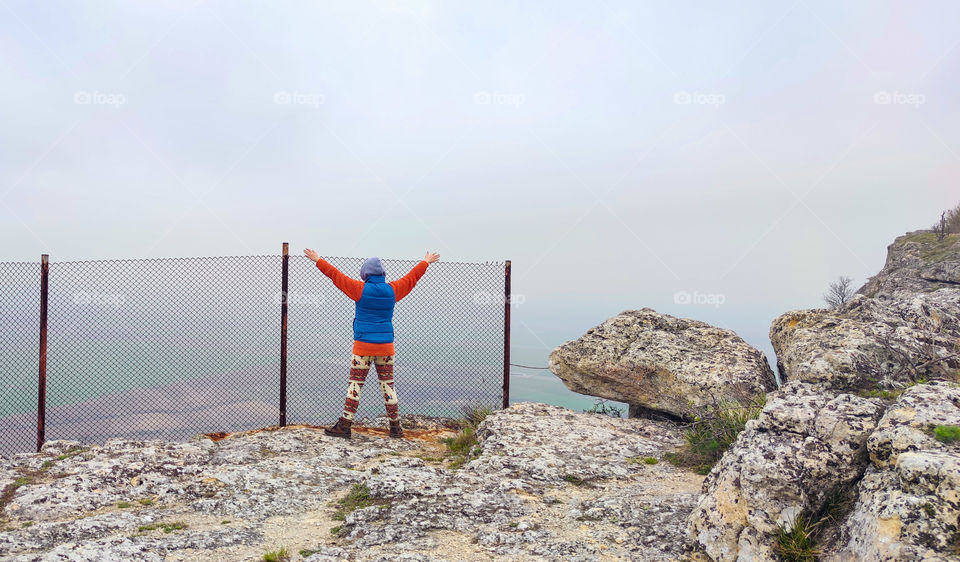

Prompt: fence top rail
xmin=0 ymin=255 xmax=507 ymax=267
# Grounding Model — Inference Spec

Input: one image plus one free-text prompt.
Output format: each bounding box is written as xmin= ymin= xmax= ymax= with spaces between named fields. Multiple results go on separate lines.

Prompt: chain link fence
xmin=0 ymin=251 xmax=508 ymax=455
xmin=0 ymin=262 xmax=40 ymax=455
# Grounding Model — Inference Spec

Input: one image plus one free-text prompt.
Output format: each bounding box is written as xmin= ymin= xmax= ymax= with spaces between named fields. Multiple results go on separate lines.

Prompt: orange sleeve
xmin=389 ymin=261 xmax=429 ymax=302
xmin=315 ymin=258 xmax=364 ymax=302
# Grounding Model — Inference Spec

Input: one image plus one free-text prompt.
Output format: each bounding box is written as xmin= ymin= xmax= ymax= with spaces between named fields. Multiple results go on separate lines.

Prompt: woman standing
xmin=302 ymin=249 xmax=440 ymax=439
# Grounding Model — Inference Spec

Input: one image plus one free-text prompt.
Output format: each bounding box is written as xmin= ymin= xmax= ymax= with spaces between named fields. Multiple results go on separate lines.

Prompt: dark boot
xmin=324 ymin=417 xmax=352 ymax=439
xmin=389 ymin=420 xmax=403 ymax=439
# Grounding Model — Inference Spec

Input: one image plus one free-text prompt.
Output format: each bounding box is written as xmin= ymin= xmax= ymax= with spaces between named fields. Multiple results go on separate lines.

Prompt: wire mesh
xmin=0 ymin=253 xmax=506 ymax=452
xmin=0 ymin=262 xmax=40 ymax=456
xmin=44 ymin=256 xmax=281 ymax=446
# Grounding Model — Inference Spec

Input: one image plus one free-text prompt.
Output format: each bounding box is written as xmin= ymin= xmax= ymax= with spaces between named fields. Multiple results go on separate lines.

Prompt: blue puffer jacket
xmin=352 ymin=274 xmax=396 ymax=343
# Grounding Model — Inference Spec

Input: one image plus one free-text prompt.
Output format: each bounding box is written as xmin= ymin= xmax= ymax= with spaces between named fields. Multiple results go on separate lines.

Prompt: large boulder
xmin=770 ymin=291 xmax=960 ymax=392
xmin=771 ymin=231 xmax=960 ymax=392
xmin=826 ymin=382 xmax=960 ymax=560
xmin=548 ymin=308 xmax=777 ymax=420
xmin=688 ymin=382 xmax=885 ymax=561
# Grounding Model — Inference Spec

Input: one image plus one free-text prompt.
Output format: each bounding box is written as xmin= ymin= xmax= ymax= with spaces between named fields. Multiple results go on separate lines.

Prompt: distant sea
xmin=509 ymin=370 xmax=628 ymax=414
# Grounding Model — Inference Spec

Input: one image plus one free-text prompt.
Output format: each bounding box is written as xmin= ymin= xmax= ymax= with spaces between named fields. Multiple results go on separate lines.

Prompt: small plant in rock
xmin=55 ymin=447 xmax=88 ymax=461
xmin=564 ymin=474 xmax=586 ymax=486
xmin=137 ymin=498 xmax=155 ymax=506
xmin=116 ymin=501 xmax=132 ymax=509
xmin=775 ymin=514 xmax=821 ymax=562
xmin=330 ymin=483 xmax=389 ymax=521
xmin=858 ymin=388 xmax=902 ymax=400
xmin=934 ymin=425 xmax=960 ymax=443
xmin=666 ymin=395 xmax=765 ymax=475
xmin=459 ymin=403 xmax=493 ymax=427
xmin=137 ymin=521 xmax=187 ymax=534
xmin=774 ymin=487 xmax=853 ymax=561
xmin=583 ymin=399 xmax=624 ymax=417
xmin=443 ymin=406 xmax=492 ymax=469
xmin=262 ymin=547 xmax=291 ymax=562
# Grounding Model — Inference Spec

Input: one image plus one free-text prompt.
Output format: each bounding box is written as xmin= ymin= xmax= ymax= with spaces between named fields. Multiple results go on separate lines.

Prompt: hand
xmin=423 ymin=251 xmax=440 ymax=264
xmin=304 ymin=248 xmax=320 ymax=262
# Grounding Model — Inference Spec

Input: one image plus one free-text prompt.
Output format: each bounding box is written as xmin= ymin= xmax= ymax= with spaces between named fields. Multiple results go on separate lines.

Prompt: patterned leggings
xmin=341 ymin=354 xmax=399 ymax=422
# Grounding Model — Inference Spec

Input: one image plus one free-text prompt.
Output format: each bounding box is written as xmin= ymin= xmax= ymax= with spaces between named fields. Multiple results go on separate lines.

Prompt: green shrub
xmin=563 ymin=474 xmax=586 ymax=486
xmin=137 ymin=521 xmax=187 ymax=534
xmin=330 ymin=483 xmax=388 ymax=521
xmin=666 ymin=396 xmax=765 ymax=474
xmin=460 ymin=404 xmax=493 ymax=427
xmin=934 ymin=425 xmax=960 ymax=443
xmin=583 ymin=399 xmax=624 ymax=417
xmin=775 ymin=514 xmax=820 ymax=562
xmin=262 ymin=547 xmax=290 ymax=562
xmin=442 ymin=406 xmax=494 ymax=469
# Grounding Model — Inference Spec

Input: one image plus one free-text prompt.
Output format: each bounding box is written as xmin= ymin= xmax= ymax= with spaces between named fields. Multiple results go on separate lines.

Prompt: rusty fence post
xmin=279 ymin=242 xmax=289 ymax=427
xmin=37 ymin=254 xmax=49 ymax=453
xmin=502 ymin=260 xmax=511 ymax=410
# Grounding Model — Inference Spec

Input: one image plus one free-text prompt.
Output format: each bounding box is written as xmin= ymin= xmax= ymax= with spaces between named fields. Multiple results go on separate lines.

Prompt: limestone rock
xmin=0 ymin=403 xmax=703 ymax=561
xmin=826 ymin=382 xmax=960 ymax=560
xmin=549 ymin=308 xmax=776 ymax=419
xmin=770 ymin=290 xmax=960 ymax=391
xmin=858 ymin=230 xmax=960 ymax=297
xmin=688 ymin=381 xmax=885 ymax=562
xmin=771 ymin=231 xmax=960 ymax=392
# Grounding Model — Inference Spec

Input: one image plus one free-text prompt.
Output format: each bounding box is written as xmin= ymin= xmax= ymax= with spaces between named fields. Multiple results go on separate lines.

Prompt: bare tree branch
xmin=823 ymin=276 xmax=855 ymax=309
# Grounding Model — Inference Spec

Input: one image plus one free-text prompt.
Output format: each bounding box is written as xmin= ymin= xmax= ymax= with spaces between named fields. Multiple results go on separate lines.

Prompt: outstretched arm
xmin=390 ymin=251 xmax=439 ymax=302
xmin=304 ymin=248 xmax=364 ymax=301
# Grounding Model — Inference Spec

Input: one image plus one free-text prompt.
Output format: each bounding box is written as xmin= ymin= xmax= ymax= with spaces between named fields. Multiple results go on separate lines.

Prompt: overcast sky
xmin=2 ymin=1 xmax=959 ymax=371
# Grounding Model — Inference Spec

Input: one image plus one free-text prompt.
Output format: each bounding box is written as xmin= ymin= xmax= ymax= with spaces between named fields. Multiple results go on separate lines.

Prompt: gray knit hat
xmin=359 ymin=257 xmax=386 ymax=281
